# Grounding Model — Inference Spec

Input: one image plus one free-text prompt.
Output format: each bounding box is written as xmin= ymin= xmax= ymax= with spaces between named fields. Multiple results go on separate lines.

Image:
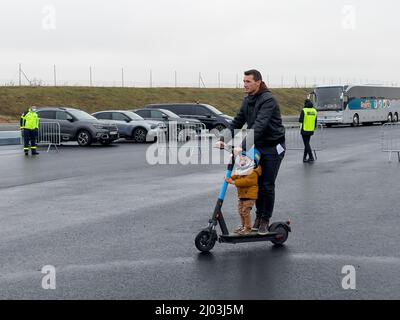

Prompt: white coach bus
xmin=309 ymin=85 xmax=400 ymax=127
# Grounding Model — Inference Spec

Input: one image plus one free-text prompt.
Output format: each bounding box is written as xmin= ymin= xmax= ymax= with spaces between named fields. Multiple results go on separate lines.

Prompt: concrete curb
xmin=0 ymin=131 xmax=21 ymax=145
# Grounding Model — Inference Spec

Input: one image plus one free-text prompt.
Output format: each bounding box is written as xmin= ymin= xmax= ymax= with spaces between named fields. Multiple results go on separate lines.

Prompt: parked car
xmin=133 ymin=108 xmax=203 ymax=133
xmin=133 ymin=108 xmax=205 ymax=141
xmin=92 ymin=110 xmax=167 ymax=143
xmin=144 ymin=103 xmax=233 ymax=131
xmin=36 ymin=107 xmax=119 ymax=146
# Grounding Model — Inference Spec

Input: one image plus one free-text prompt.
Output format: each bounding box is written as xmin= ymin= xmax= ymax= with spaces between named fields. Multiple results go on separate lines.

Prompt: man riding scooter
xmin=216 ymin=69 xmax=286 ymax=235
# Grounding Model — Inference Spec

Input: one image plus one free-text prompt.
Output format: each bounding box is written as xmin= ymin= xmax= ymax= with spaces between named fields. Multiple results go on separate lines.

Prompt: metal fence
xmin=381 ymin=123 xmax=400 ymax=162
xmin=157 ymin=122 xmax=211 ymax=156
xmin=155 ymin=122 xmax=326 ymax=159
xmin=21 ymin=122 xmax=61 ymax=152
xmin=284 ymin=123 xmax=325 ymax=159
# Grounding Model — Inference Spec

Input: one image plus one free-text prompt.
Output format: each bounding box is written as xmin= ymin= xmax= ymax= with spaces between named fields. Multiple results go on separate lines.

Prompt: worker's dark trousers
xmin=302 ymin=134 xmax=314 ymax=160
xmin=23 ymin=129 xmax=37 ymax=152
xmin=255 ymin=145 xmax=285 ymax=220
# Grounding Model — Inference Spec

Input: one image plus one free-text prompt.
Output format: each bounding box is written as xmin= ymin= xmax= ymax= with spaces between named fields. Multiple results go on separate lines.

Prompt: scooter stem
xmin=218 ymin=150 xmax=236 ymax=201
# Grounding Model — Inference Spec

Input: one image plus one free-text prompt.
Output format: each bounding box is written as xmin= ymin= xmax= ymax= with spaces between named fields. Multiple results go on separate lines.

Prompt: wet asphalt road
xmin=0 ymin=124 xmax=400 ymax=300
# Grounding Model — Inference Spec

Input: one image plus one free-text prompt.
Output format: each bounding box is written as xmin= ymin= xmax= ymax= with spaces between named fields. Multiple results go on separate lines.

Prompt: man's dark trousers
xmin=302 ymin=134 xmax=313 ymax=160
xmin=255 ymin=145 xmax=285 ymax=220
xmin=23 ymin=129 xmax=37 ymax=152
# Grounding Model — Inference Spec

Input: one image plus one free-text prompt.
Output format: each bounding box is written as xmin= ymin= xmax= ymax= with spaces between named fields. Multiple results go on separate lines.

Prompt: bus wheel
xmin=393 ymin=113 xmax=398 ymax=123
xmin=352 ymin=114 xmax=359 ymax=127
xmin=387 ymin=113 xmax=393 ymax=123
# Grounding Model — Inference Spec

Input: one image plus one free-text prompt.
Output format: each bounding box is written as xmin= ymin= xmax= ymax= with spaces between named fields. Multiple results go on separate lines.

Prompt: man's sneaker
xmin=257 ymin=218 xmax=270 ymax=235
xmin=32 ymin=151 xmax=39 ymax=155
xmin=24 ymin=151 xmax=29 ymax=156
xmin=252 ymin=216 xmax=262 ymax=231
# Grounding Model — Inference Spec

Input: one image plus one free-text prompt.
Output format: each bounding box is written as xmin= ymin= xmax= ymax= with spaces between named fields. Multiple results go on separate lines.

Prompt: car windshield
xmin=159 ymin=109 xmax=180 ymax=119
xmin=315 ymin=87 xmax=344 ymax=111
xmin=68 ymin=109 xmax=97 ymax=120
xmin=203 ymin=104 xmax=223 ymax=115
xmin=125 ymin=111 xmax=144 ymax=120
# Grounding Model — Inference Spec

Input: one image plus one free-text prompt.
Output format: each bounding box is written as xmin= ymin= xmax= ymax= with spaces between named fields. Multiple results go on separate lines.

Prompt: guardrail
xmin=20 ymin=122 xmax=61 ymax=152
xmin=284 ymin=123 xmax=325 ymax=159
xmin=381 ymin=123 xmax=400 ymax=162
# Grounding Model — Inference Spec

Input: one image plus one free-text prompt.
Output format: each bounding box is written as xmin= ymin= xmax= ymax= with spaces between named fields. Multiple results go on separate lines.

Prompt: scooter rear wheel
xmin=270 ymin=225 xmax=289 ymax=246
xmin=195 ymin=231 xmax=216 ymax=252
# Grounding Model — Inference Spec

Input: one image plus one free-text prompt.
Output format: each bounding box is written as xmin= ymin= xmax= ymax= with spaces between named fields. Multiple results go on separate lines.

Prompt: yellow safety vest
xmin=21 ymin=111 xmax=40 ymax=130
xmin=302 ymin=107 xmax=317 ymax=132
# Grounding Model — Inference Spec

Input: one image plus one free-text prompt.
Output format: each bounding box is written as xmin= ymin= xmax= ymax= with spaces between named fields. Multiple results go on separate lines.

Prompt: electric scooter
xmin=195 ymin=147 xmax=291 ymax=253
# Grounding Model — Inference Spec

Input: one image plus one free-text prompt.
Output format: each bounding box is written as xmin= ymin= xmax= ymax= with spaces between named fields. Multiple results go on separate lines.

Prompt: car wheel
xmin=77 ymin=130 xmax=92 ymax=146
xmin=394 ymin=113 xmax=399 ymax=123
xmin=388 ymin=113 xmax=393 ymax=123
xmin=132 ymin=127 xmax=147 ymax=143
xmin=214 ymin=124 xmax=226 ymax=132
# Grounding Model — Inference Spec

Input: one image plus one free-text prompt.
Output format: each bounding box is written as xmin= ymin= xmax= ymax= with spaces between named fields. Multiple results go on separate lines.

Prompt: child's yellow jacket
xmin=231 ymin=166 xmax=262 ymax=199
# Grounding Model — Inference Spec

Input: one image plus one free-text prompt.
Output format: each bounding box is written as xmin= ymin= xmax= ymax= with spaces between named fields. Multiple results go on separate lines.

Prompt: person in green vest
xmin=20 ymin=106 xmax=40 ymax=156
xmin=299 ymin=99 xmax=317 ymax=163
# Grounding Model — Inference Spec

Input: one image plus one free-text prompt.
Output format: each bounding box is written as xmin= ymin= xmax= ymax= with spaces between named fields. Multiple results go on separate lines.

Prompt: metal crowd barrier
xmin=38 ymin=122 xmax=61 ymax=152
xmin=284 ymin=123 xmax=325 ymax=159
xmin=381 ymin=123 xmax=400 ymax=162
xmin=155 ymin=122 xmax=326 ymax=159
xmin=157 ymin=122 xmax=212 ymax=156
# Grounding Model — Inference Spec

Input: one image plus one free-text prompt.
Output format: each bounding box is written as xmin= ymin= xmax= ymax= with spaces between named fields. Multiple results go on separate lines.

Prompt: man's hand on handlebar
xmin=214 ymin=141 xmax=242 ymax=155
xmin=233 ymin=147 xmax=243 ymax=156
xmin=214 ymin=141 xmax=225 ymax=149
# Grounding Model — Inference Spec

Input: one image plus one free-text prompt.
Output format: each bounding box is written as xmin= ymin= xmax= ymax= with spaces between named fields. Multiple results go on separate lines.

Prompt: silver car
xmin=92 ymin=110 xmax=167 ymax=143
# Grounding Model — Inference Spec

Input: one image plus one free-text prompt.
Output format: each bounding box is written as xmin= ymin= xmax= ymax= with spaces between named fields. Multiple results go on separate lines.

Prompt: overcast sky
xmin=1 ymin=0 xmax=399 ymax=87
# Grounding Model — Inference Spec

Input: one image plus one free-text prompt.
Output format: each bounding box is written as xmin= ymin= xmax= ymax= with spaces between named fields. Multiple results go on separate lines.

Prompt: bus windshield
xmin=315 ymin=87 xmax=344 ymax=111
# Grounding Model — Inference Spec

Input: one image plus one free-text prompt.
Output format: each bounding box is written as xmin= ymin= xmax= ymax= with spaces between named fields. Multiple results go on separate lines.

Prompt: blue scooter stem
xmin=218 ymin=170 xmax=232 ymax=201
xmin=218 ymin=151 xmax=236 ymax=201
xmin=211 ymin=149 xmax=236 ymax=236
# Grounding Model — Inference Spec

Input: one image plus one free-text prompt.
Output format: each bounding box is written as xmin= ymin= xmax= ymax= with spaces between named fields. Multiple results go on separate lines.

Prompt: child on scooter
xmin=225 ymin=149 xmax=262 ymax=235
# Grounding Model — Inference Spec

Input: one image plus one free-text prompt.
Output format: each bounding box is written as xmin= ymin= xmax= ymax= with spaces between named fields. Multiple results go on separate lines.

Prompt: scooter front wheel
xmin=195 ymin=231 xmax=217 ymax=252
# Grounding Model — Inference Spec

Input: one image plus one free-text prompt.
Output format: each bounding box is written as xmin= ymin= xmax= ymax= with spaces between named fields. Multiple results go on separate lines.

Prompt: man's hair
xmin=304 ymin=99 xmax=314 ymax=108
xmin=244 ymin=69 xmax=262 ymax=81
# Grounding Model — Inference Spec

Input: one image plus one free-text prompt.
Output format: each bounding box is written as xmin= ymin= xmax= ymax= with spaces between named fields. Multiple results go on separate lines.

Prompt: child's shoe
xmin=238 ymin=227 xmax=252 ymax=235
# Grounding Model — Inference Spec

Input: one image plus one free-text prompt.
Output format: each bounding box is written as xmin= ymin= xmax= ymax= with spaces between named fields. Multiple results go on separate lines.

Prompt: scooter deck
xmin=219 ymin=231 xmax=278 ymax=244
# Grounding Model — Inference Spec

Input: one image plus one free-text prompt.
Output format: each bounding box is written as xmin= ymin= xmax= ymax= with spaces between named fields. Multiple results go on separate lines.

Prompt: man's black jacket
xmin=225 ymin=90 xmax=285 ymax=150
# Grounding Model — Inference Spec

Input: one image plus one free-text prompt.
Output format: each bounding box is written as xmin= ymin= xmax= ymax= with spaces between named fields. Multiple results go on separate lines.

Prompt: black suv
xmin=144 ymin=103 xmax=233 ymax=131
xmin=36 ymin=107 xmax=119 ymax=146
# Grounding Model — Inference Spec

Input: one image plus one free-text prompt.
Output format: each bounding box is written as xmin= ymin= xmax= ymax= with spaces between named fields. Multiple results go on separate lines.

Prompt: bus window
xmin=315 ymin=87 xmax=344 ymax=111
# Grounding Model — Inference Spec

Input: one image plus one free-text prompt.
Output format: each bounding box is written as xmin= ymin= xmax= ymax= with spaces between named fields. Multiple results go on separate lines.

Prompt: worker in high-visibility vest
xmin=299 ymin=99 xmax=317 ymax=162
xmin=20 ymin=106 xmax=40 ymax=155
